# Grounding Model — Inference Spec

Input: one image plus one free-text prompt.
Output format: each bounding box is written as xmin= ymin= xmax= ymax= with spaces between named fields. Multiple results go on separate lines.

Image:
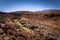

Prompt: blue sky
xmin=0 ymin=0 xmax=60 ymax=12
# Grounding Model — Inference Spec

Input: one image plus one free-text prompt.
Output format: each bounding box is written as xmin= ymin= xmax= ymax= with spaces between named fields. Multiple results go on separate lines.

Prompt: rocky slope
xmin=0 ymin=10 xmax=60 ymax=40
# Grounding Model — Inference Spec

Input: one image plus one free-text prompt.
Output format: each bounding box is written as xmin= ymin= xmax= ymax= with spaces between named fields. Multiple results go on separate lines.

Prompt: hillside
xmin=0 ymin=10 xmax=60 ymax=40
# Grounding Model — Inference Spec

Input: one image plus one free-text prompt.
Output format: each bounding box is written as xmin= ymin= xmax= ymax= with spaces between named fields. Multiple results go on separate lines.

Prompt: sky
xmin=0 ymin=0 xmax=60 ymax=12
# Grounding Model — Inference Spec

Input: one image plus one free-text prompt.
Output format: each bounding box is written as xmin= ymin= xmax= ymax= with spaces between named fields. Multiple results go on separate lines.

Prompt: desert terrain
xmin=0 ymin=10 xmax=60 ymax=40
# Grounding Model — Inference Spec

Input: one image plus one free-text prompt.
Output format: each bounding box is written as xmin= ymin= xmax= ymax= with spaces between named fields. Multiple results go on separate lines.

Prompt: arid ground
xmin=0 ymin=10 xmax=60 ymax=40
